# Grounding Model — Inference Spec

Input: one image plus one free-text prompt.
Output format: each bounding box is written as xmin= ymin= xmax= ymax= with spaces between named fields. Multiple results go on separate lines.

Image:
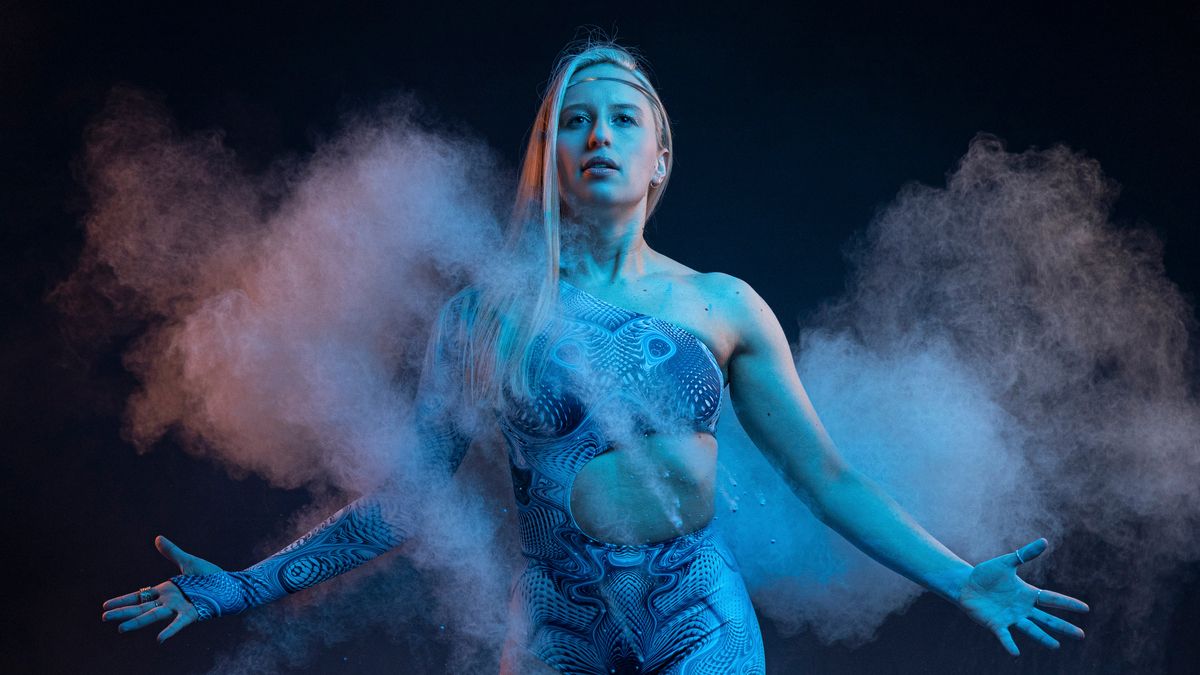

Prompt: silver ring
xmin=137 ymin=587 xmax=155 ymax=603
xmin=1014 ymin=548 xmax=1026 ymax=564
xmin=1036 ymin=589 xmax=1043 ymax=606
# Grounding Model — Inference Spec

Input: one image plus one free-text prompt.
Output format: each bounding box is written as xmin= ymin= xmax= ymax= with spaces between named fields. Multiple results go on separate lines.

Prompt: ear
xmin=653 ymin=147 xmax=670 ymax=185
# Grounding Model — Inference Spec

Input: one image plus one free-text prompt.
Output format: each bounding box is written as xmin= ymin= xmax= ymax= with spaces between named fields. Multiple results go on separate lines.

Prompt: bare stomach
xmin=569 ymin=431 xmax=718 ymax=545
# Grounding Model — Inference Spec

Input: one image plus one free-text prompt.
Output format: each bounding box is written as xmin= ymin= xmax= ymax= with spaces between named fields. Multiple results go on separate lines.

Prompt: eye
xmin=614 ymin=113 xmax=638 ymax=126
xmin=563 ymin=113 xmax=590 ymax=128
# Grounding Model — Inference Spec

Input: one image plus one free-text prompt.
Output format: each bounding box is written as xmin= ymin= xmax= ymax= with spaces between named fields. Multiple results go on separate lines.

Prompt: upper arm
xmin=722 ymin=276 xmax=849 ymax=505
xmin=413 ymin=290 xmax=479 ymax=476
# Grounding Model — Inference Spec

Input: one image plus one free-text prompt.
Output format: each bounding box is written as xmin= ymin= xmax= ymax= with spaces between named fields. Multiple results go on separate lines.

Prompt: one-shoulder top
xmin=501 ymin=280 xmax=725 ymax=443
xmin=498 ymin=280 xmax=727 ymax=563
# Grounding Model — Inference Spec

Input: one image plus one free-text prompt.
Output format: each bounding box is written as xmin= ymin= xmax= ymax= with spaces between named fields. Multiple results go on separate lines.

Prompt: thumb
xmin=155 ymin=535 xmax=193 ymax=570
xmin=156 ymin=534 xmax=224 ymax=575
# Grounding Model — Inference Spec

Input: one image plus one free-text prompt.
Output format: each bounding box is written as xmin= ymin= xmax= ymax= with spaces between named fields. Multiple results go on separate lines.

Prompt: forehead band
xmin=565 ymin=76 xmax=659 ymax=105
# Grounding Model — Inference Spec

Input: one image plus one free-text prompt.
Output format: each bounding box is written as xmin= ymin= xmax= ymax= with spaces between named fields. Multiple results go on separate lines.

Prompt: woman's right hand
xmin=101 ymin=535 xmax=224 ymax=642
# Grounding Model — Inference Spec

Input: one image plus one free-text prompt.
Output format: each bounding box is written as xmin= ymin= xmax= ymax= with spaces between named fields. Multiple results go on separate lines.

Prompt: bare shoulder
xmin=650 ymin=254 xmax=754 ymax=305
xmin=645 ymin=250 xmax=771 ymax=325
xmin=693 ymin=272 xmax=784 ymax=353
xmin=636 ymin=256 xmax=778 ymax=362
xmin=695 ymin=272 xmax=770 ymax=320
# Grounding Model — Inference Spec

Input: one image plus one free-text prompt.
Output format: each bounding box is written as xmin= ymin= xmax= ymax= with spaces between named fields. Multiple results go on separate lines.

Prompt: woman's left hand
xmin=956 ymin=538 xmax=1089 ymax=655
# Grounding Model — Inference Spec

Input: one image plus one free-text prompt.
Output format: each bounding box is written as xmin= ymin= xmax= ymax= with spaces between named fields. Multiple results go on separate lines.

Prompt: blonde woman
xmin=103 ymin=40 xmax=1088 ymax=674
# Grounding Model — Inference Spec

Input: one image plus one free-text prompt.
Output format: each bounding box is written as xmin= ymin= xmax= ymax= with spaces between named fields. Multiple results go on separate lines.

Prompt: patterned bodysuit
xmin=500 ymin=281 xmax=765 ymax=674
xmin=168 ymin=280 xmax=766 ymax=674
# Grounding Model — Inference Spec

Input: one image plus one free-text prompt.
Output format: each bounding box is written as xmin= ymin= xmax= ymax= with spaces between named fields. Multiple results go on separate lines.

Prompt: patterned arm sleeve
xmin=172 ymin=290 xmax=478 ymax=621
xmin=170 ymin=494 xmax=408 ymax=620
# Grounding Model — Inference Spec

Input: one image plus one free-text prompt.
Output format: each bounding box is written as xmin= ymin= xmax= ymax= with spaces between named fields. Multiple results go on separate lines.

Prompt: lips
xmin=583 ymin=156 xmax=619 ymax=171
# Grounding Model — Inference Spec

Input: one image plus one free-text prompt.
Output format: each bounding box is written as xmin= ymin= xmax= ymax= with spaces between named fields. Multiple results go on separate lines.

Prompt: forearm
xmin=170 ymin=492 xmax=409 ymax=619
xmin=170 ymin=293 xmax=476 ymax=622
xmin=807 ymin=467 xmax=972 ymax=602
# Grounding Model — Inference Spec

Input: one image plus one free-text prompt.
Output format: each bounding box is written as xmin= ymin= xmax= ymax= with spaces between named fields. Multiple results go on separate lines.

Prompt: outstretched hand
xmin=957 ymin=538 xmax=1089 ymax=655
xmin=101 ymin=536 xmax=223 ymax=642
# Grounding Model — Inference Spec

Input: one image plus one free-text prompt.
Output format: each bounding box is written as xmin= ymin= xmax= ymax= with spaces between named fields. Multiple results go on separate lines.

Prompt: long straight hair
xmin=462 ymin=39 xmax=674 ymax=407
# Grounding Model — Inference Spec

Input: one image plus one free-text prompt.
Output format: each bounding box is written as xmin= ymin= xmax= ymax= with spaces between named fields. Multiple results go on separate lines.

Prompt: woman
xmin=102 ymin=40 xmax=1089 ymax=673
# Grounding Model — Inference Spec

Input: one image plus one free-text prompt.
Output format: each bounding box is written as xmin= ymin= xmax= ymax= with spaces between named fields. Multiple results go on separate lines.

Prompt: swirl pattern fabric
xmin=170 ymin=497 xmax=405 ymax=620
xmin=501 ymin=281 xmax=765 ymax=674
xmin=167 ymin=293 xmax=473 ymax=622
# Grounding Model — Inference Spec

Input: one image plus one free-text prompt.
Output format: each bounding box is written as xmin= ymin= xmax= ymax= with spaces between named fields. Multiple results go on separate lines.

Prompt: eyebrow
xmin=561 ymin=102 xmax=645 ymax=113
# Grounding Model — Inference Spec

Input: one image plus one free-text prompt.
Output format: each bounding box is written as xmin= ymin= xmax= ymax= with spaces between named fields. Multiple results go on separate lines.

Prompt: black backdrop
xmin=4 ymin=2 xmax=1198 ymax=673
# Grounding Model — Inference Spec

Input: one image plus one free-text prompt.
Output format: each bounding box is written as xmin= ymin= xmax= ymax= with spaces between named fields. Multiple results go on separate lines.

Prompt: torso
xmin=502 ymin=260 xmax=740 ymax=546
xmin=495 ymin=258 xmax=768 ymax=673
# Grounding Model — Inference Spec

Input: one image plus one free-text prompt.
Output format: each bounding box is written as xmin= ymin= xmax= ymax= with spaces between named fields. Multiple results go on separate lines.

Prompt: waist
xmin=520 ymin=518 xmax=729 ymax=573
xmin=575 ymin=517 xmax=721 ymax=554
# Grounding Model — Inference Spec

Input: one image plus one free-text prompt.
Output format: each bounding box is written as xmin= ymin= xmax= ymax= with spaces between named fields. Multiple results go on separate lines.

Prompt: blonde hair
xmin=462 ymin=38 xmax=674 ymax=407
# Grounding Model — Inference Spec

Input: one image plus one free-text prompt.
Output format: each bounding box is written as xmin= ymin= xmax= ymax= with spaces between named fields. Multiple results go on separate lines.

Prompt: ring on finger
xmin=137 ymin=587 xmax=155 ymax=603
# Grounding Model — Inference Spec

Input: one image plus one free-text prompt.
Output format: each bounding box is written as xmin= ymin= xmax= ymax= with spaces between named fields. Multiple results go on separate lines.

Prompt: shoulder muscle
xmin=702 ymin=273 xmax=786 ymax=356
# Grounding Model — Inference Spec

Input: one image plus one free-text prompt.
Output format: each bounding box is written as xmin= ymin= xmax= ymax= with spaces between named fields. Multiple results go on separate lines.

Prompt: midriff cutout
xmin=569 ymin=431 xmax=718 ymax=545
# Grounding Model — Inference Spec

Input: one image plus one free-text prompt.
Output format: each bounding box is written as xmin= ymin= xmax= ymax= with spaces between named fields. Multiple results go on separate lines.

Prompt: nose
xmin=588 ymin=118 xmax=612 ymax=148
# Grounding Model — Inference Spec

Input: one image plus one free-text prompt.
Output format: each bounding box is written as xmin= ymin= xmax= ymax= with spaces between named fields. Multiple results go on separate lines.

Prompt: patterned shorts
xmin=506 ymin=524 xmax=765 ymax=674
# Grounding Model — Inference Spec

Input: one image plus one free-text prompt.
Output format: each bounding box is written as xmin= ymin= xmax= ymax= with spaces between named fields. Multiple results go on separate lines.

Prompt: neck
xmin=560 ymin=205 xmax=651 ymax=285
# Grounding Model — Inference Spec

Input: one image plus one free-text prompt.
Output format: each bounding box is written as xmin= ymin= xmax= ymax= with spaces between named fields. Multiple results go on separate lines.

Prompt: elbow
xmin=799 ymin=461 xmax=858 ymax=524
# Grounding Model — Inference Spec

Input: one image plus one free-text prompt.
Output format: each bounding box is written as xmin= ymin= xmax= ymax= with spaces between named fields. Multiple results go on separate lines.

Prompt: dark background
xmin=3 ymin=1 xmax=1198 ymax=673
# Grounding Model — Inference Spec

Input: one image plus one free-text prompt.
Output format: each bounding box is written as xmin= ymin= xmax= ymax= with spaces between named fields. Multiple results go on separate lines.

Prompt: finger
xmin=102 ymin=591 xmax=141 ymax=611
xmin=117 ymin=605 xmax=173 ymax=633
xmin=155 ymin=535 xmax=192 ymax=568
xmin=105 ymin=598 xmax=168 ymax=622
xmin=105 ymin=582 xmax=162 ymax=611
xmin=1031 ymin=608 xmax=1086 ymax=639
xmin=1035 ymin=588 xmax=1090 ymax=613
xmin=157 ymin=611 xmax=193 ymax=643
xmin=993 ymin=626 xmax=1020 ymax=656
xmin=1008 ymin=538 xmax=1048 ymax=567
xmin=1016 ymin=617 xmax=1060 ymax=650
xmin=103 ymin=602 xmax=156 ymax=623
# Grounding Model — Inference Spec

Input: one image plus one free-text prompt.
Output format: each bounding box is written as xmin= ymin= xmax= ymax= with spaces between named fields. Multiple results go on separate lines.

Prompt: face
xmin=555 ymin=63 xmax=668 ymax=217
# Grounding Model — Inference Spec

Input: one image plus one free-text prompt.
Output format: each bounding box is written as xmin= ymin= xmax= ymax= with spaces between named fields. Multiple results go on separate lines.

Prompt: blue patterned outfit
xmin=499 ymin=281 xmax=765 ymax=674
xmin=170 ymin=280 xmax=766 ymax=674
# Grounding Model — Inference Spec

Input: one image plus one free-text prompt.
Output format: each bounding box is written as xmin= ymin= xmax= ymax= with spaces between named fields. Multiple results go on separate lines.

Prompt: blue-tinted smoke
xmin=715 ymin=136 xmax=1199 ymax=669
xmin=58 ymin=88 xmax=522 ymax=673
xmin=61 ymin=82 xmax=1198 ymax=674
